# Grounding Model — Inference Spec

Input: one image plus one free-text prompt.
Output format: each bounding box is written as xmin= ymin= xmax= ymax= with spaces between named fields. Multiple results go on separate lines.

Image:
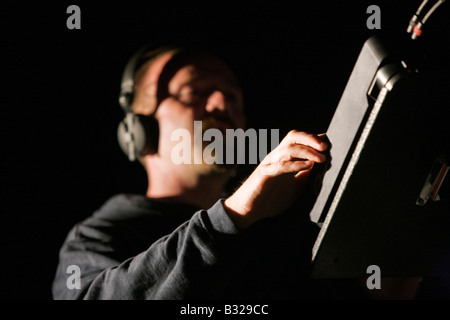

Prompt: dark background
xmin=1 ymin=1 xmax=449 ymax=300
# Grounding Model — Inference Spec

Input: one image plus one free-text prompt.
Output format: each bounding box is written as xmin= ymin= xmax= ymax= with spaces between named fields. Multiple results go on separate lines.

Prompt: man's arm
xmin=52 ymin=200 xmax=250 ymax=299
xmin=224 ymin=130 xmax=329 ymax=230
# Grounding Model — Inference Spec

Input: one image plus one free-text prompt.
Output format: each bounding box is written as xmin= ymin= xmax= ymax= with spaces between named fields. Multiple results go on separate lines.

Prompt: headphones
xmin=117 ymin=45 xmax=167 ymax=162
xmin=117 ymin=44 xmax=212 ymax=161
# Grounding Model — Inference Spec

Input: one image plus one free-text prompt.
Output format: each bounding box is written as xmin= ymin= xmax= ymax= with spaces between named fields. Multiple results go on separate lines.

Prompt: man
xmin=52 ymin=46 xmax=332 ymax=299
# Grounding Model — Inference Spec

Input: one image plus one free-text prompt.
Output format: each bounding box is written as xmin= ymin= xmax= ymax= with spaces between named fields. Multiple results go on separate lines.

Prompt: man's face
xmin=136 ymin=52 xmax=246 ymax=173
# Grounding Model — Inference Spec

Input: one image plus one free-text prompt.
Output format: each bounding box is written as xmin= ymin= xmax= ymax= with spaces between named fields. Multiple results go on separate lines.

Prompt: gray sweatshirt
xmin=52 ymin=193 xmax=328 ymax=300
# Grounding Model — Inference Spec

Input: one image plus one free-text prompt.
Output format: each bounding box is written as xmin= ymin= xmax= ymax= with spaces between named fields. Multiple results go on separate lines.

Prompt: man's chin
xmin=194 ymin=161 xmax=238 ymax=176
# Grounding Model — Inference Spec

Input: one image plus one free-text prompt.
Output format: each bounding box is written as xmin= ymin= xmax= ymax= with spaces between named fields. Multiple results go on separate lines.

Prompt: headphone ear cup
xmin=137 ymin=114 xmax=159 ymax=155
xmin=117 ymin=113 xmax=159 ymax=161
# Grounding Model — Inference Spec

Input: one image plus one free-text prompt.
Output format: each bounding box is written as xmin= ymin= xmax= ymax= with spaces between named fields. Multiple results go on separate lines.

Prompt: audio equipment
xmin=117 ymin=45 xmax=166 ymax=161
xmin=310 ymin=2 xmax=450 ymax=278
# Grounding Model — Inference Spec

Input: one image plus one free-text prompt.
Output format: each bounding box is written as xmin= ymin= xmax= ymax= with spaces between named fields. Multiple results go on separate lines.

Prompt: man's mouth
xmin=202 ymin=117 xmax=235 ymax=133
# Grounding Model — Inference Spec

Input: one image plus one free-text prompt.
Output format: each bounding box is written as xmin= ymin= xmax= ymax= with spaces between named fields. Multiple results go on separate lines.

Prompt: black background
xmin=1 ymin=1 xmax=449 ymax=300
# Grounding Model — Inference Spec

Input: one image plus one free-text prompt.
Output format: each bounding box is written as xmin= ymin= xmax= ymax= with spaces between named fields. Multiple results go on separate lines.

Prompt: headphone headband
xmin=119 ymin=44 xmax=179 ymax=112
xmin=119 ymin=46 xmax=148 ymax=111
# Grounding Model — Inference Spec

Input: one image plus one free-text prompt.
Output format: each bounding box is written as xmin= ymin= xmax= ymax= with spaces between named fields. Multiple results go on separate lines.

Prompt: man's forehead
xmin=141 ymin=51 xmax=178 ymax=86
xmin=170 ymin=63 xmax=240 ymax=87
xmin=143 ymin=51 xmax=237 ymax=87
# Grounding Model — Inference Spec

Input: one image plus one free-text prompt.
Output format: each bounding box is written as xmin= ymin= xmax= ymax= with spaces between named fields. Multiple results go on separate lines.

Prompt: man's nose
xmin=205 ymin=91 xmax=227 ymax=113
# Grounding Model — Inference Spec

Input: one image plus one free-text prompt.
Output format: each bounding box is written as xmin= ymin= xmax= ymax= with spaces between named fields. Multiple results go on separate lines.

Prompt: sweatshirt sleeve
xmin=52 ymin=199 xmax=250 ymax=300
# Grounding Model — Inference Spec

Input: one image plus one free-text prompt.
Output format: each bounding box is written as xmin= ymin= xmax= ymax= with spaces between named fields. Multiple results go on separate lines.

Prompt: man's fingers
xmin=261 ymin=146 xmax=323 ymax=176
xmin=284 ymin=130 xmax=329 ymax=152
xmin=289 ymin=146 xmax=327 ymax=163
xmin=259 ymin=130 xmax=331 ymax=177
xmin=317 ymin=133 xmax=331 ymax=150
xmin=280 ymin=159 xmax=314 ymax=174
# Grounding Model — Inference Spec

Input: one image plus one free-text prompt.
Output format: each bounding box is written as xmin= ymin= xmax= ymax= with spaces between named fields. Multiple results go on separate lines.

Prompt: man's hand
xmin=224 ymin=130 xmax=330 ymax=230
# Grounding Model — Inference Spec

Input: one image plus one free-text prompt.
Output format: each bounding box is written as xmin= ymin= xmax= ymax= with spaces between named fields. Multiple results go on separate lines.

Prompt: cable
xmin=418 ymin=0 xmax=432 ymax=15
xmin=422 ymin=0 xmax=446 ymax=23
xmin=408 ymin=0 xmax=447 ymax=39
xmin=407 ymin=0 xmax=430 ymax=33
